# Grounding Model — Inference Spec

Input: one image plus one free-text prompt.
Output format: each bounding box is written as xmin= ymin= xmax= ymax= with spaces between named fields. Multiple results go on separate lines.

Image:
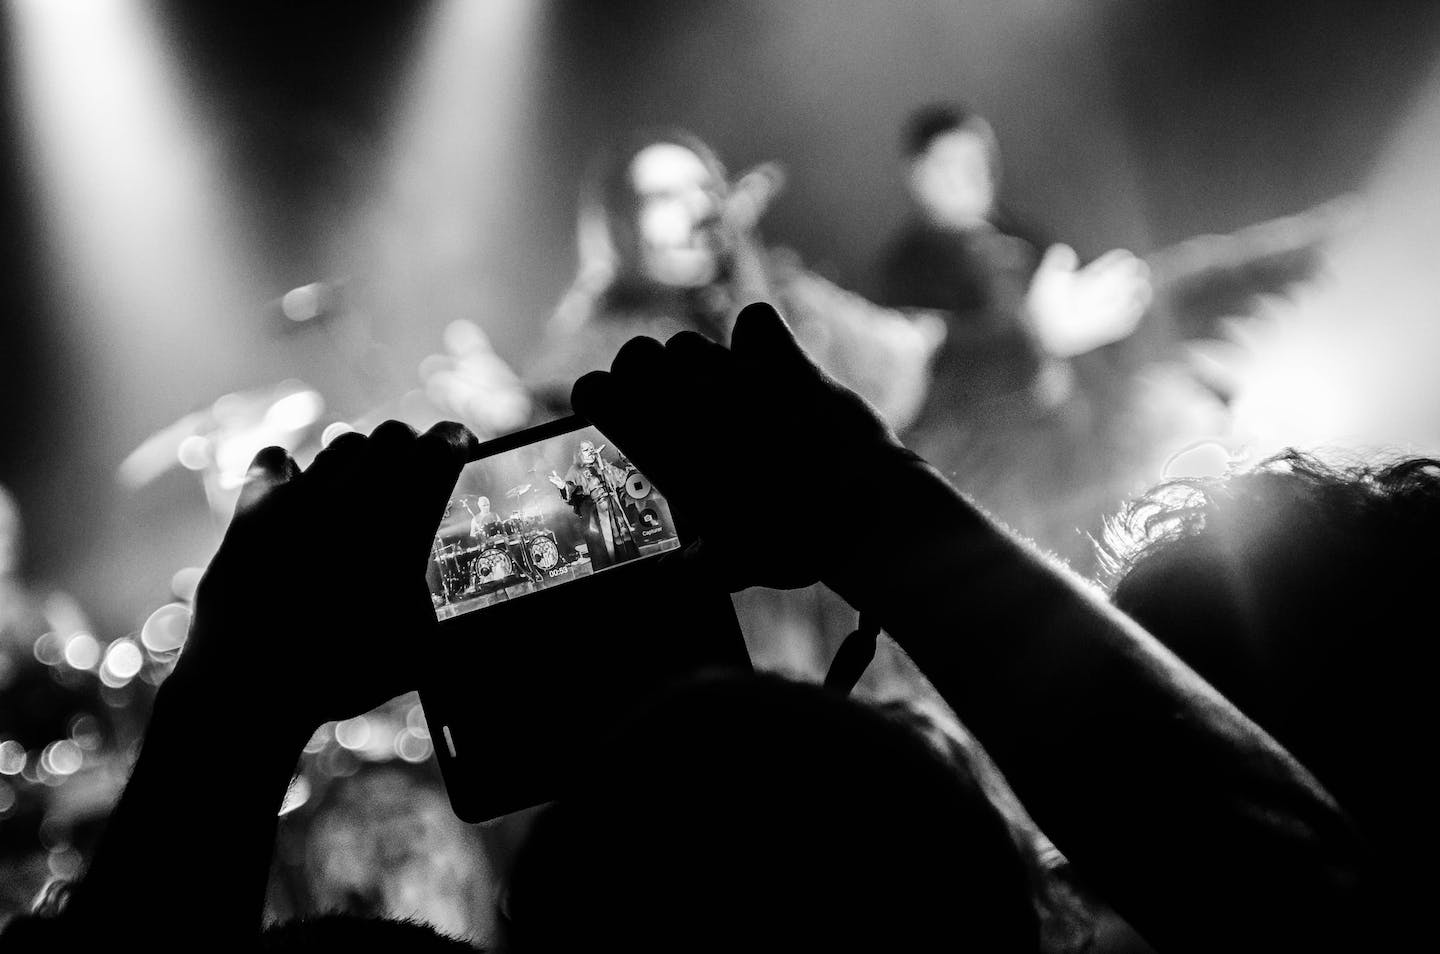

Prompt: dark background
xmin=2 ymin=0 xmax=1439 ymax=638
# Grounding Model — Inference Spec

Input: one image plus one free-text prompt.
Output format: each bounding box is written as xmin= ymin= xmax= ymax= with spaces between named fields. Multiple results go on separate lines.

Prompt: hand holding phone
xmin=572 ymin=301 xmax=923 ymax=600
xmin=184 ymin=421 xmax=477 ymax=729
xmin=420 ymin=416 xmax=747 ymax=822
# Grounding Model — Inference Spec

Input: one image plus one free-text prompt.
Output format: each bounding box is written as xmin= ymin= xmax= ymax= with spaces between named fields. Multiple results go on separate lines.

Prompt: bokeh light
xmin=68 ymin=714 xmax=104 ymax=751
xmin=334 ymin=716 xmax=372 ymax=751
xmin=103 ymin=638 xmax=145 ymax=681
xmin=394 ymin=729 xmax=433 ymax=764
xmin=41 ymin=739 xmax=84 ymax=777
xmin=0 ymin=740 xmax=27 ymax=776
xmin=171 ymin=566 xmax=205 ymax=602
xmin=177 ymin=434 xmax=212 ymax=470
xmin=265 ymin=389 xmax=325 ymax=432
xmin=63 ymin=632 xmax=101 ymax=670
xmin=281 ymin=282 xmax=326 ymax=323
xmin=32 ymin=630 xmax=66 ymax=666
xmin=141 ymin=602 xmax=192 ymax=654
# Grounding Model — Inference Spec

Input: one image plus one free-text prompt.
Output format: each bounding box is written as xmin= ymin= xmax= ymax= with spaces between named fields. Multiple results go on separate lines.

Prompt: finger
xmin=1039 ymin=243 xmax=1079 ymax=273
xmin=369 ymin=418 xmax=420 ymax=454
xmin=664 ymin=329 xmax=730 ymax=371
xmin=417 ymin=420 xmax=480 ymax=468
xmin=413 ymin=421 xmax=478 ymax=517
xmin=610 ymin=335 xmax=668 ymax=382
xmin=663 ymin=331 xmax=732 ymax=406
xmin=570 ymin=369 xmax=616 ymax=423
xmin=366 ymin=420 xmax=423 ymax=505
xmin=236 ymin=446 xmax=298 ymax=516
xmin=576 ymin=370 xmax=693 ymax=506
xmin=307 ymin=429 xmax=367 ymax=476
xmin=729 ymin=301 xmax=813 ymax=372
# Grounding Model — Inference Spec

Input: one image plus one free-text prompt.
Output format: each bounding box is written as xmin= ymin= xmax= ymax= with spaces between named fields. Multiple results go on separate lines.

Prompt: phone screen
xmin=428 ymin=421 xmax=681 ymax=621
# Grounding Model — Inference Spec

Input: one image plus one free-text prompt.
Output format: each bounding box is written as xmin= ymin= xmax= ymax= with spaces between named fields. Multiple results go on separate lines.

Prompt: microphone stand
xmin=588 ymin=451 xmax=635 ymax=543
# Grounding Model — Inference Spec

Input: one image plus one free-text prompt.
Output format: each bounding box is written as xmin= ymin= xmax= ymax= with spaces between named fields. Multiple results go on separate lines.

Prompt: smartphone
xmin=420 ymin=416 xmax=749 ymax=823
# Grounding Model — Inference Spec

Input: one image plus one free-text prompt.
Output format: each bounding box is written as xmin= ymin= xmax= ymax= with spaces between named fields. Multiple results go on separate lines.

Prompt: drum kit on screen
xmin=433 ymin=484 xmax=565 ymax=603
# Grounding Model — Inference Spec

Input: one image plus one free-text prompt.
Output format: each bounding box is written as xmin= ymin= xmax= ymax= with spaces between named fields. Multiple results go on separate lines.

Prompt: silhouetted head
xmin=505 ymin=674 xmax=1040 ymax=952
xmin=578 ymin=130 xmax=732 ymax=292
xmin=902 ymin=103 xmax=1000 ymax=229
xmin=1103 ymin=450 xmax=1440 ymax=845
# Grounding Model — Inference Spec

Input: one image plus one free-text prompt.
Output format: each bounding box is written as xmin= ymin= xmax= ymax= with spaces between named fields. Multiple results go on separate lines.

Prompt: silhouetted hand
xmin=572 ymin=301 xmax=930 ymax=597
xmin=179 ymin=420 xmax=477 ymax=730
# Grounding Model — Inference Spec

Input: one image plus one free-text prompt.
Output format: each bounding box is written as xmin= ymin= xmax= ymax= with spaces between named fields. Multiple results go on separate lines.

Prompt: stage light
xmin=1221 ymin=62 xmax=1440 ymax=458
xmin=11 ymin=0 xmax=262 ymax=508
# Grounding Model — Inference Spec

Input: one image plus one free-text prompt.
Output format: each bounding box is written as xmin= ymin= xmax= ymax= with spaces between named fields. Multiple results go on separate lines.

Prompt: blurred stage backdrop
xmin=4 ymin=0 xmax=1440 ymax=937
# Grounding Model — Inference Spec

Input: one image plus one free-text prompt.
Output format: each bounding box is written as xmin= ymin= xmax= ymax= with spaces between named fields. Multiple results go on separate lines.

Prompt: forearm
xmin=63 ymin=655 xmax=311 ymax=943
xmin=829 ymin=458 xmax=1370 ymax=951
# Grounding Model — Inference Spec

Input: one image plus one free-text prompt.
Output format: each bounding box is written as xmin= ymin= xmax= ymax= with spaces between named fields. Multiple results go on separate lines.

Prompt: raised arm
xmin=571 ymin=302 xmax=1372 ymax=953
xmin=21 ymin=422 xmax=473 ymax=949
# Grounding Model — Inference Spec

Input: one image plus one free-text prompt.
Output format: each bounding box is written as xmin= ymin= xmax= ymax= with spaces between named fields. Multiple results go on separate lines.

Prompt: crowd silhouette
xmin=4 ymin=302 xmax=1411 ymax=951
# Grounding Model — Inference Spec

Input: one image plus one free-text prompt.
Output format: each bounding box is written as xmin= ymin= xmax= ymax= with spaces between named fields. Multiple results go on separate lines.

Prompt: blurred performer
xmin=876 ymin=103 xmax=1152 ymax=567
xmin=524 ymin=129 xmax=943 ymax=431
xmin=526 ymin=129 xmax=942 ymax=675
xmin=467 ymin=496 xmax=501 ymax=541
xmin=548 ymin=441 xmax=638 ymax=571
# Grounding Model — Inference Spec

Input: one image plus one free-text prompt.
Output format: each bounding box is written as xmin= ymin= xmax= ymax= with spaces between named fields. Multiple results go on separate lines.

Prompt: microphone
xmin=724 ymin=161 xmax=786 ymax=232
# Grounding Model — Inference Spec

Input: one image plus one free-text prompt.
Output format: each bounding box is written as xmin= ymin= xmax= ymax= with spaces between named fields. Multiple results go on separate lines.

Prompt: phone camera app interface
xmin=429 ymin=426 xmax=679 ymax=620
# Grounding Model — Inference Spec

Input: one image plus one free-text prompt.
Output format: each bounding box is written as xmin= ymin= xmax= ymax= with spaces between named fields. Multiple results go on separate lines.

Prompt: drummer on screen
xmin=468 ymin=495 xmax=502 ymax=541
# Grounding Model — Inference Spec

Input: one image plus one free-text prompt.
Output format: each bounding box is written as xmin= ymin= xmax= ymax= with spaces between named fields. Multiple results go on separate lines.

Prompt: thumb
xmin=730 ymin=300 xmax=815 ymax=373
xmin=236 ymin=446 xmax=299 ymax=517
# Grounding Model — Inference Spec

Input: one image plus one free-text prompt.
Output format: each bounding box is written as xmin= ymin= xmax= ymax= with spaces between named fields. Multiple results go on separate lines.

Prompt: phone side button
xmin=442 ymin=724 xmax=458 ymax=758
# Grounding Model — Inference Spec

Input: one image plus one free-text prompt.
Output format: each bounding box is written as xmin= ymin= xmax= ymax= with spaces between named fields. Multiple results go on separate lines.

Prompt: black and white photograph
xmin=1 ymin=1 xmax=1437 ymax=949
xmin=429 ymin=425 xmax=679 ymax=621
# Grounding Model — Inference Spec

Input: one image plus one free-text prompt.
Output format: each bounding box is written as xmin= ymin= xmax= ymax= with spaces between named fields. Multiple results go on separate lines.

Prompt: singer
xmin=521 ymin=128 xmax=943 ymax=434
xmin=547 ymin=440 xmax=638 ymax=570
